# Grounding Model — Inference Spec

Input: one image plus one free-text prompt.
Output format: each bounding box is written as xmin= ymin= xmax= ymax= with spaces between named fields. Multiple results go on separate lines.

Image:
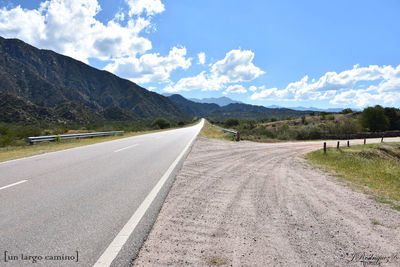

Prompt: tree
xmin=360 ymin=105 xmax=389 ymax=132
xmin=152 ymin=118 xmax=171 ymax=129
xmin=384 ymin=107 xmax=400 ymax=130
xmin=341 ymin=108 xmax=353 ymax=114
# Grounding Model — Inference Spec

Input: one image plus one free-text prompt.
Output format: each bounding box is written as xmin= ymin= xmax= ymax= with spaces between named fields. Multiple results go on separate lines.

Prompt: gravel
xmin=134 ymin=137 xmax=400 ymax=266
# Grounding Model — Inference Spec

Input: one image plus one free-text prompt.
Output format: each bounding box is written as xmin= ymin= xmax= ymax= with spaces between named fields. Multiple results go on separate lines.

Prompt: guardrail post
xmin=323 ymin=142 xmax=327 ymax=154
xmin=347 ymin=140 xmax=350 ymax=147
xmin=337 ymin=141 xmax=340 ymax=149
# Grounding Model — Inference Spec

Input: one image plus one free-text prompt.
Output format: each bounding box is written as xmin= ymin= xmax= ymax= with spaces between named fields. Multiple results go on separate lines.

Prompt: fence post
xmin=337 ymin=141 xmax=340 ymax=149
xmin=347 ymin=140 xmax=350 ymax=147
xmin=364 ymin=138 xmax=366 ymax=145
xmin=323 ymin=142 xmax=327 ymax=154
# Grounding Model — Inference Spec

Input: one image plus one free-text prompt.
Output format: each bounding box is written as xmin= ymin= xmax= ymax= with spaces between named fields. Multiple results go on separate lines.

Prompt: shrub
xmin=152 ymin=118 xmax=171 ymax=129
xmin=225 ymin=118 xmax=240 ymax=127
xmin=270 ymin=117 xmax=278 ymax=122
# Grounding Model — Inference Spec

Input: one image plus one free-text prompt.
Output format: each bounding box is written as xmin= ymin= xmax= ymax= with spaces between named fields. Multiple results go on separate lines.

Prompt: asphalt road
xmin=0 ymin=119 xmax=203 ymax=266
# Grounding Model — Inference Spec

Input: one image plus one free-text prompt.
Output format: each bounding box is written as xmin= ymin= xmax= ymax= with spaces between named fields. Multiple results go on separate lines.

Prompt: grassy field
xmin=306 ymin=142 xmax=400 ymax=210
xmin=199 ymin=120 xmax=234 ymax=141
xmin=0 ymin=126 xmax=196 ymax=163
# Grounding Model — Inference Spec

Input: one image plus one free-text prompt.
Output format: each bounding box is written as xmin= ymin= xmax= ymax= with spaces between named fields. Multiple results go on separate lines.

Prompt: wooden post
xmin=347 ymin=140 xmax=350 ymax=147
xmin=364 ymin=138 xmax=366 ymax=145
xmin=337 ymin=141 xmax=340 ymax=149
xmin=324 ymin=142 xmax=327 ymax=154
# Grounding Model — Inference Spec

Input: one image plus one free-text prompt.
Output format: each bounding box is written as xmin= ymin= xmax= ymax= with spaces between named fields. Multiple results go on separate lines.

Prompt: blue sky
xmin=1 ymin=0 xmax=399 ymax=108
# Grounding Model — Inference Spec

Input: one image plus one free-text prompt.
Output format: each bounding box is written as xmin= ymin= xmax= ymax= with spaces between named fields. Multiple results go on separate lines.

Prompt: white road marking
xmin=0 ymin=180 xmax=28 ymax=191
xmin=93 ymin=120 xmax=203 ymax=267
xmin=114 ymin=144 xmax=138 ymax=153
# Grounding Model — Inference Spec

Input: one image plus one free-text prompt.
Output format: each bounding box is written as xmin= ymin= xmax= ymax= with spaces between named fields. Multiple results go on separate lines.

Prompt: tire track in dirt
xmin=133 ymin=137 xmax=400 ymax=266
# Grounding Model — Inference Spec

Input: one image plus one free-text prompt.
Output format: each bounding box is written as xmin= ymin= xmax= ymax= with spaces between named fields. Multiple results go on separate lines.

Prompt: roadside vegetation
xmin=199 ymin=120 xmax=234 ymax=141
xmin=0 ymin=117 xmax=192 ymax=148
xmin=211 ymin=106 xmax=400 ymax=142
xmin=306 ymin=142 xmax=400 ymax=211
xmin=0 ymin=118 xmax=197 ymax=162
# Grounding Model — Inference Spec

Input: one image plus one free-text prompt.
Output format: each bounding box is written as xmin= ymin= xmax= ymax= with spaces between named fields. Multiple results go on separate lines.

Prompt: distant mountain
xmin=168 ymin=94 xmax=310 ymax=120
xmin=0 ymin=36 xmax=186 ymax=123
xmin=266 ymin=105 xmax=344 ymax=113
xmin=167 ymin=94 xmax=219 ymax=117
xmin=189 ymin=96 xmax=242 ymax=106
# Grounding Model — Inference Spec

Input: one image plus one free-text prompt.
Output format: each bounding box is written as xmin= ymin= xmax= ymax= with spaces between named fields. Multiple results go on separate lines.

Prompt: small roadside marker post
xmin=337 ymin=141 xmax=340 ymax=149
xmin=364 ymin=139 xmax=366 ymax=145
xmin=324 ymin=142 xmax=327 ymax=154
xmin=381 ymin=137 xmax=384 ymax=143
xmin=347 ymin=140 xmax=350 ymax=147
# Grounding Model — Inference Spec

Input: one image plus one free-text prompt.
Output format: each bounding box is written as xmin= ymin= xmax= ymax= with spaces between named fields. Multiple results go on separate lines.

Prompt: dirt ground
xmin=133 ymin=137 xmax=400 ymax=266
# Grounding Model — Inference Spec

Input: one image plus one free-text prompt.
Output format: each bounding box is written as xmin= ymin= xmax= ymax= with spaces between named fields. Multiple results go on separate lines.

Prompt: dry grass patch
xmin=306 ymin=142 xmax=400 ymax=210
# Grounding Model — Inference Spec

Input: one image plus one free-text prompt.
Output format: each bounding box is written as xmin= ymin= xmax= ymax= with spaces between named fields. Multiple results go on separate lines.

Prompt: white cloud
xmin=223 ymin=85 xmax=247 ymax=95
xmin=249 ymin=85 xmax=258 ymax=92
xmin=250 ymin=64 xmax=400 ymax=107
xmin=164 ymin=49 xmax=264 ymax=93
xmin=0 ymin=0 xmax=191 ymax=84
xmin=126 ymin=0 xmax=165 ymax=17
xmin=164 ymin=71 xmax=222 ymax=92
xmin=197 ymin=52 xmax=206 ymax=65
xmin=211 ymin=49 xmax=264 ymax=83
xmin=104 ymin=46 xmax=192 ymax=84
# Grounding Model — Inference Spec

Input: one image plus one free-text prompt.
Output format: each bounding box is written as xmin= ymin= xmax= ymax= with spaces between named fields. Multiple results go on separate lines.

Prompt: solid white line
xmin=0 ymin=180 xmax=28 ymax=191
xmin=93 ymin=120 xmax=204 ymax=267
xmin=114 ymin=144 xmax=138 ymax=153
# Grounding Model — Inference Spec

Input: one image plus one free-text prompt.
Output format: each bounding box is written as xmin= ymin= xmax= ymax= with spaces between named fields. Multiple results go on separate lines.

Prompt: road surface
xmin=0 ymin=120 xmax=203 ymax=266
xmin=135 ymin=137 xmax=400 ymax=266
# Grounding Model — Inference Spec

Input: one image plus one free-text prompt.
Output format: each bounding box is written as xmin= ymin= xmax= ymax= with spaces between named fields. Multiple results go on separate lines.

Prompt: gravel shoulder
xmin=133 ymin=137 xmax=400 ymax=266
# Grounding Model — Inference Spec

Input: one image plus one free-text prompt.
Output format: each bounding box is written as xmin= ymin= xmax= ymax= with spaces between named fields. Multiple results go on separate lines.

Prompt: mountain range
xmin=0 ymin=36 xmax=319 ymax=125
xmin=167 ymin=94 xmax=311 ymax=120
xmin=266 ymin=105 xmax=345 ymax=112
xmin=0 ymin=36 xmax=185 ymax=124
xmin=189 ymin=96 xmax=242 ymax=106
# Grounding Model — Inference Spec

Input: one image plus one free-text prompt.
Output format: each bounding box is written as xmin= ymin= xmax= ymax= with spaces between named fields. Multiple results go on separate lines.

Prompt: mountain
xmin=167 ymin=94 xmax=219 ymax=117
xmin=266 ymin=105 xmax=343 ymax=113
xmin=0 ymin=36 xmax=186 ymax=123
xmin=169 ymin=94 xmax=310 ymax=120
xmin=189 ymin=96 xmax=242 ymax=106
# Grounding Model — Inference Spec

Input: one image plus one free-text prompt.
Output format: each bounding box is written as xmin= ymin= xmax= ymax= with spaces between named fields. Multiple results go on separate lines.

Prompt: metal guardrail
xmin=222 ymin=128 xmax=240 ymax=141
xmin=25 ymin=131 xmax=124 ymax=144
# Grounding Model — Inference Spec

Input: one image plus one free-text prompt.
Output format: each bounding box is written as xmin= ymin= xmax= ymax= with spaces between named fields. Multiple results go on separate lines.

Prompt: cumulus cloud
xmin=250 ymin=64 xmax=400 ymax=107
xmin=223 ymin=85 xmax=247 ymax=95
xmin=126 ymin=0 xmax=165 ymax=16
xmin=0 ymin=0 xmax=190 ymax=84
xmin=197 ymin=52 xmax=206 ymax=65
xmin=211 ymin=49 xmax=264 ymax=83
xmin=164 ymin=49 xmax=264 ymax=93
xmin=105 ymin=46 xmax=192 ymax=84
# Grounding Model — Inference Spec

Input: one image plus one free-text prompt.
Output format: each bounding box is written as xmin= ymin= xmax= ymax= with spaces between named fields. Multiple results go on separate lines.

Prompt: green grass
xmin=199 ymin=120 xmax=235 ymax=141
xmin=0 ymin=125 xmax=197 ymax=163
xmin=306 ymin=142 xmax=400 ymax=210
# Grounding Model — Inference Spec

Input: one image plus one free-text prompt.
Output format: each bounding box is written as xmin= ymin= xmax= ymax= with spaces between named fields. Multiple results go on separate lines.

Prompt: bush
xmin=270 ymin=117 xmax=278 ymax=122
xmin=225 ymin=118 xmax=239 ymax=127
xmin=296 ymin=125 xmax=323 ymax=140
xmin=152 ymin=118 xmax=171 ymax=129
